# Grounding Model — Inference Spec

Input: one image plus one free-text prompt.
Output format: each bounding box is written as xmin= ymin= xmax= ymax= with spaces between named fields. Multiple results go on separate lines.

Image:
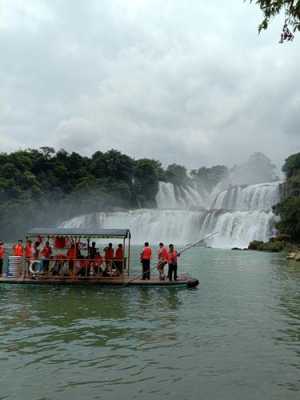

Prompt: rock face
xmin=287 ymin=252 xmax=300 ymax=261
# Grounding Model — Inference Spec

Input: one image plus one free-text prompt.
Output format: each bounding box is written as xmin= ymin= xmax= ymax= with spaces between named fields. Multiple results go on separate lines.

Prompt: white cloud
xmin=0 ymin=0 xmax=299 ymax=168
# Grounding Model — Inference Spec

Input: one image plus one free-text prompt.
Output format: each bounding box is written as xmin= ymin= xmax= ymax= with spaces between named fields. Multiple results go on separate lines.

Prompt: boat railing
xmin=11 ymin=256 xmax=128 ymax=279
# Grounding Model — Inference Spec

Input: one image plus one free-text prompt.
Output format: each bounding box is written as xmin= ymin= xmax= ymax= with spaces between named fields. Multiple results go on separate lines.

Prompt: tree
xmin=250 ymin=0 xmax=300 ymax=35
xmin=134 ymin=159 xmax=162 ymax=207
xmin=191 ymin=165 xmax=228 ymax=191
xmin=282 ymin=152 xmax=300 ymax=178
xmin=165 ymin=164 xmax=188 ymax=186
xmin=276 ymin=197 xmax=300 ymax=241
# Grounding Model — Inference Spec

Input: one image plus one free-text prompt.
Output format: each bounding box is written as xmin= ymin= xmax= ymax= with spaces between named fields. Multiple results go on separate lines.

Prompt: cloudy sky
xmin=0 ymin=0 xmax=299 ymax=169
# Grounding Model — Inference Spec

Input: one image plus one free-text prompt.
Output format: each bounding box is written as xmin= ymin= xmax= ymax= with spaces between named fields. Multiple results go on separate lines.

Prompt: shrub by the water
xmin=248 ymin=239 xmax=286 ymax=252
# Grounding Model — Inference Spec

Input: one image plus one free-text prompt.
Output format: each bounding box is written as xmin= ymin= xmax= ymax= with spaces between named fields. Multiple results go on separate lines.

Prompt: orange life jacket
xmin=25 ymin=245 xmax=33 ymax=258
xmin=141 ymin=246 xmax=152 ymax=260
xmin=105 ymin=248 xmax=114 ymax=260
xmin=115 ymin=248 xmax=123 ymax=260
xmin=167 ymin=250 xmax=178 ymax=264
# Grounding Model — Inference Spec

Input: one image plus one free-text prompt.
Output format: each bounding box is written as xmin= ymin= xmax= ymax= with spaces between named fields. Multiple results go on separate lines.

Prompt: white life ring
xmin=29 ymin=260 xmax=42 ymax=274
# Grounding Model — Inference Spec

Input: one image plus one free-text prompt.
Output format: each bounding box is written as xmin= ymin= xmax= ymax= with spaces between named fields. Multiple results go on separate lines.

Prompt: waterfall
xmin=155 ymin=182 xmax=209 ymax=209
xmin=210 ymin=182 xmax=280 ymax=211
xmin=61 ymin=180 xmax=281 ymax=248
xmin=61 ymin=209 xmax=205 ymax=245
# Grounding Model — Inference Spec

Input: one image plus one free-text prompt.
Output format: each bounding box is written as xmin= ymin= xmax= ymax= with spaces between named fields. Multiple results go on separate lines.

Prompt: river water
xmin=0 ymin=248 xmax=299 ymax=400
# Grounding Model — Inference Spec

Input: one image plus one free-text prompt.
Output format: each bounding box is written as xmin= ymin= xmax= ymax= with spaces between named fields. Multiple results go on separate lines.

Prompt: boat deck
xmin=0 ymin=274 xmax=199 ymax=288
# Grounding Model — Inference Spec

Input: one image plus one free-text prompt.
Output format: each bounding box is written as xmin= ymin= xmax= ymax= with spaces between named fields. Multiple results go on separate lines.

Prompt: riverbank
xmin=248 ymin=236 xmax=300 ymax=258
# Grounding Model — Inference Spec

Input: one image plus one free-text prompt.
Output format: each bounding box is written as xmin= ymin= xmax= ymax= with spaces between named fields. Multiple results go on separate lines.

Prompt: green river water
xmin=0 ymin=247 xmax=299 ymax=400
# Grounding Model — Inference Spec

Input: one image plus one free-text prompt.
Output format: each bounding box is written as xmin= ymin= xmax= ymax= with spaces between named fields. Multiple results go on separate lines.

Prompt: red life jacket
xmin=25 ymin=245 xmax=33 ymax=258
xmin=0 ymin=245 xmax=5 ymax=259
xmin=95 ymin=255 xmax=103 ymax=266
xmin=41 ymin=245 xmax=52 ymax=258
xmin=14 ymin=244 xmax=24 ymax=257
xmin=141 ymin=246 xmax=152 ymax=260
xmin=167 ymin=250 xmax=178 ymax=264
xmin=115 ymin=248 xmax=123 ymax=260
xmin=105 ymin=248 xmax=114 ymax=260
xmin=158 ymin=247 xmax=168 ymax=262
xmin=67 ymin=247 xmax=76 ymax=260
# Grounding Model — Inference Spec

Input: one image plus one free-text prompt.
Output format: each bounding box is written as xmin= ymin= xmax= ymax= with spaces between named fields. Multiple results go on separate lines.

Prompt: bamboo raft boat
xmin=0 ymin=228 xmax=199 ymax=288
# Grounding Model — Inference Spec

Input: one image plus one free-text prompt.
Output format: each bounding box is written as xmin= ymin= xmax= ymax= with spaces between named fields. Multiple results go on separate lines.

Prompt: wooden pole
xmin=127 ymin=235 xmax=131 ymax=277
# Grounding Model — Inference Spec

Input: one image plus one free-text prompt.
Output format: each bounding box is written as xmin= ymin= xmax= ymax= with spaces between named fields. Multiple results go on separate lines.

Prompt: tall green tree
xmin=275 ymin=152 xmax=300 ymax=242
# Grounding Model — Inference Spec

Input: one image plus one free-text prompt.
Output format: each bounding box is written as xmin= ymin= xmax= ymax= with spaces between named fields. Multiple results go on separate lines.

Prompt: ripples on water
xmin=0 ymin=248 xmax=299 ymax=400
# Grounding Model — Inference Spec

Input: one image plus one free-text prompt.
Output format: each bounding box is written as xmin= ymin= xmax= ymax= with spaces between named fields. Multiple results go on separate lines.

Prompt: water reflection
xmin=1 ymin=251 xmax=300 ymax=400
xmin=0 ymin=285 xmax=181 ymax=356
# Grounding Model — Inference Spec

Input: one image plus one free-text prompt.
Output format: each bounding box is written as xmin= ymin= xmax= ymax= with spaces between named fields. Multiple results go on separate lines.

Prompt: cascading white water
xmin=61 ymin=180 xmax=281 ymax=248
xmin=156 ymin=182 xmax=209 ymax=209
xmin=210 ymin=182 xmax=280 ymax=211
xmin=61 ymin=209 xmax=205 ymax=245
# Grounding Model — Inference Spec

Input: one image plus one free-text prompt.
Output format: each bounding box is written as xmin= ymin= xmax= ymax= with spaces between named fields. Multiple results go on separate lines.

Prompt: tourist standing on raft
xmin=0 ymin=241 xmax=5 ymax=276
xmin=115 ymin=244 xmax=124 ymax=274
xmin=13 ymin=240 xmax=24 ymax=257
xmin=157 ymin=242 xmax=168 ymax=280
xmin=41 ymin=241 xmax=52 ymax=272
xmin=104 ymin=243 xmax=114 ymax=275
xmin=140 ymin=242 xmax=152 ymax=280
xmin=167 ymin=244 xmax=180 ymax=281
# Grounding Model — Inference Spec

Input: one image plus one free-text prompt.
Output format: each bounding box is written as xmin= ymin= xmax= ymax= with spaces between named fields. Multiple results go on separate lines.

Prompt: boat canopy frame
xmin=26 ymin=228 xmax=131 ymax=240
xmin=26 ymin=227 xmax=131 ymax=276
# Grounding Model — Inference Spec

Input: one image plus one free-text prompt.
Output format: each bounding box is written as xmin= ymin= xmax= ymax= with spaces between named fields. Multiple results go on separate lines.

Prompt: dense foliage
xmin=191 ymin=165 xmax=228 ymax=192
xmin=250 ymin=0 xmax=300 ymax=33
xmin=275 ymin=152 xmax=300 ymax=242
xmin=0 ymin=147 xmax=227 ymax=240
xmin=0 ymin=148 xmax=160 ymax=239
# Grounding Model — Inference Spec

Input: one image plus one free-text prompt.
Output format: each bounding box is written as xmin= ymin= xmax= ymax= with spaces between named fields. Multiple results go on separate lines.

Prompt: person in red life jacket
xmin=13 ymin=240 xmax=24 ymax=257
xmin=140 ymin=242 xmax=152 ymax=280
xmin=167 ymin=244 xmax=180 ymax=281
xmin=41 ymin=241 xmax=52 ymax=272
xmin=25 ymin=240 xmax=33 ymax=259
xmin=54 ymin=236 xmax=62 ymax=249
xmin=67 ymin=243 xmax=76 ymax=274
xmin=0 ymin=241 xmax=5 ymax=276
xmin=114 ymin=244 xmax=124 ymax=275
xmin=157 ymin=242 xmax=168 ymax=280
xmin=12 ymin=240 xmax=24 ymax=277
xmin=104 ymin=243 xmax=114 ymax=275
xmin=55 ymin=236 xmax=66 ymax=249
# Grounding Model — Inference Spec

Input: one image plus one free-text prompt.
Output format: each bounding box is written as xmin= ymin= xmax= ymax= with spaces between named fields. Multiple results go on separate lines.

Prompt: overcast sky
xmin=0 ymin=0 xmax=299 ymax=169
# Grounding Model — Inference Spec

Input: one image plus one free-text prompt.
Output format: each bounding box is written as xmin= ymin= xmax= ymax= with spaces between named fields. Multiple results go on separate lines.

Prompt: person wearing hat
xmin=0 ymin=241 xmax=5 ymax=276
